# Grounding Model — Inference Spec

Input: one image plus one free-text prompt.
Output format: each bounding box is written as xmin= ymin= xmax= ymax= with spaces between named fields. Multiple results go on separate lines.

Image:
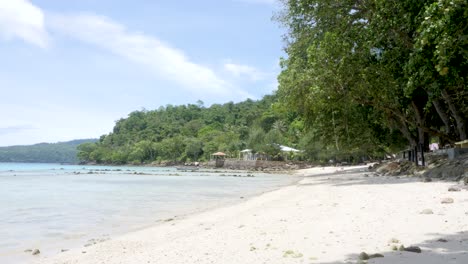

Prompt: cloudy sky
xmin=0 ymin=0 xmax=285 ymax=146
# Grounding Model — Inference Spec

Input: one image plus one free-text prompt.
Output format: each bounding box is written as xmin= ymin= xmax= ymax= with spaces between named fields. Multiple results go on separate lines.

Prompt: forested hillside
xmin=0 ymin=139 xmax=97 ymax=164
xmin=78 ymin=95 xmax=402 ymax=164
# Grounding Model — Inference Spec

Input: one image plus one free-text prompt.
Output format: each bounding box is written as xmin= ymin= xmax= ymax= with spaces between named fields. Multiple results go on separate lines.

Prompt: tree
xmin=277 ymin=0 xmax=468 ymax=159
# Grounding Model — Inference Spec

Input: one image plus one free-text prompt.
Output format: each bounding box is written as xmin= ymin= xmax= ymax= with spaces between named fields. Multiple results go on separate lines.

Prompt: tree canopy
xmin=277 ymin=0 xmax=467 ymax=154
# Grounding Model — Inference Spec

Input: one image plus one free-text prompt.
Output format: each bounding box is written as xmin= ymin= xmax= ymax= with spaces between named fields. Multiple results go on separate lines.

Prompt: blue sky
xmin=0 ymin=0 xmax=285 ymax=146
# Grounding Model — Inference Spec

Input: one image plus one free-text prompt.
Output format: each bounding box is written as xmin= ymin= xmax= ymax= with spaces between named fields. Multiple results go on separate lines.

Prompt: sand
xmin=35 ymin=165 xmax=468 ymax=264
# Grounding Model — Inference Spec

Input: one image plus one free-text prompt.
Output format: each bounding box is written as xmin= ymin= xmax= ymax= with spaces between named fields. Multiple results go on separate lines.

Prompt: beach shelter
xmin=211 ymin=152 xmax=227 ymax=160
xmin=279 ymin=145 xmax=301 ymax=153
xmin=278 ymin=145 xmax=301 ymax=160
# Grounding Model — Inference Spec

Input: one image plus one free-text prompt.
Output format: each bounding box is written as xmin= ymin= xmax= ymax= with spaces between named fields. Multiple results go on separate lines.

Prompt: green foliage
xmin=277 ymin=0 xmax=468 ymax=156
xmin=0 ymin=139 xmax=97 ymax=164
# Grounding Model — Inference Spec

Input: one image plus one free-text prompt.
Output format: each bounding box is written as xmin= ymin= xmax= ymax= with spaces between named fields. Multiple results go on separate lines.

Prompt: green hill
xmin=0 ymin=139 xmax=97 ymax=164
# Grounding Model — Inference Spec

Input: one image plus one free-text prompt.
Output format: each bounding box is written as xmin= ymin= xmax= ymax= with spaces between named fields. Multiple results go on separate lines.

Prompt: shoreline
xmin=33 ymin=165 xmax=468 ymax=264
xmin=3 ymin=167 xmax=298 ymax=264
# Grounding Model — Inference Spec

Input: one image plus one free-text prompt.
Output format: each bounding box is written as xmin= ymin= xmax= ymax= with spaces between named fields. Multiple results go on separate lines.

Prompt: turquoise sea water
xmin=0 ymin=163 xmax=296 ymax=264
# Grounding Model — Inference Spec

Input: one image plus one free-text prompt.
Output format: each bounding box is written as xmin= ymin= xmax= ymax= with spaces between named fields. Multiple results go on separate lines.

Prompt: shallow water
xmin=0 ymin=163 xmax=296 ymax=264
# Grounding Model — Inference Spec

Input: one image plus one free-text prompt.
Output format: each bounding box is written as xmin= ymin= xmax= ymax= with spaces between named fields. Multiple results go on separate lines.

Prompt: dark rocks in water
xmin=359 ymin=252 xmax=384 ymax=260
xmin=403 ymin=246 xmax=422 ymax=253
xmin=441 ymin=198 xmax=454 ymax=204
xmin=359 ymin=252 xmax=369 ymax=260
xmin=448 ymin=187 xmax=461 ymax=192
xmin=32 ymin=249 xmax=40 ymax=255
xmin=369 ymin=253 xmax=384 ymax=258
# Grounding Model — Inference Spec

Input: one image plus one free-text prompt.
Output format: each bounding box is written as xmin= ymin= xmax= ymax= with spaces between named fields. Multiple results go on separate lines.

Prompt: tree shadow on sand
xmin=316 ymin=231 xmax=468 ymax=264
xmin=299 ymin=166 xmax=425 ymax=187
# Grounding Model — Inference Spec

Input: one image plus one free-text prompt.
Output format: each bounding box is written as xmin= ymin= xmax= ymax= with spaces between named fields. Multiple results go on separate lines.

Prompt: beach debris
xmin=164 ymin=218 xmax=174 ymax=222
xmin=388 ymin=238 xmax=400 ymax=244
xmin=61 ymin=249 xmax=69 ymax=252
xmin=420 ymin=209 xmax=434 ymax=214
xmin=437 ymin=238 xmax=448 ymax=243
xmin=283 ymin=250 xmax=303 ymax=258
xmin=448 ymin=187 xmax=461 ymax=192
xmin=32 ymin=249 xmax=40 ymax=255
xmin=24 ymin=249 xmax=32 ymax=253
xmin=250 ymin=246 xmax=256 ymax=251
xmin=441 ymin=198 xmax=454 ymax=204
xmin=391 ymin=245 xmax=398 ymax=251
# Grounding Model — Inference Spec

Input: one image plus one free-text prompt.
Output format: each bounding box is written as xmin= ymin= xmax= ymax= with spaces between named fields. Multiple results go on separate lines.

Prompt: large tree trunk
xmin=432 ymin=99 xmax=451 ymax=135
xmin=441 ymin=89 xmax=467 ymax=140
xmin=396 ymin=115 xmax=417 ymax=147
xmin=411 ymin=100 xmax=425 ymax=146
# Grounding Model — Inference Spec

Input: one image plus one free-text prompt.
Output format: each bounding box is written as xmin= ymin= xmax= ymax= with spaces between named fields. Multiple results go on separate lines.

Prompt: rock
xmin=420 ymin=209 xmax=434 ymax=214
xmin=398 ymin=245 xmax=406 ymax=251
xmin=369 ymin=253 xmax=384 ymax=258
xmin=437 ymin=239 xmax=448 ymax=243
xmin=441 ymin=198 xmax=454 ymax=204
xmin=359 ymin=252 xmax=370 ymax=260
xmin=422 ymin=177 xmax=432 ymax=182
xmin=448 ymin=187 xmax=461 ymax=192
xmin=404 ymin=246 xmax=422 ymax=253
xmin=32 ymin=249 xmax=40 ymax=255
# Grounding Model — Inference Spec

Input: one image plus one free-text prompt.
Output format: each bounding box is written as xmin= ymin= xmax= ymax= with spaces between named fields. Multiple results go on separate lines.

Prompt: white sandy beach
xmin=34 ymin=165 xmax=468 ymax=264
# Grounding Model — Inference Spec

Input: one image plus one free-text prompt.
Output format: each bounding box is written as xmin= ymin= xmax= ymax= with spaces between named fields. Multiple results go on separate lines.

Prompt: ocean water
xmin=0 ymin=163 xmax=296 ymax=264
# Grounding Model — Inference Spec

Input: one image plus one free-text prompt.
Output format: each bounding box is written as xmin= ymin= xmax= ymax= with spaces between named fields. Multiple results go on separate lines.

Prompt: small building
xmin=455 ymin=140 xmax=468 ymax=149
xmin=240 ymin=149 xmax=254 ymax=160
xmin=279 ymin=145 xmax=301 ymax=161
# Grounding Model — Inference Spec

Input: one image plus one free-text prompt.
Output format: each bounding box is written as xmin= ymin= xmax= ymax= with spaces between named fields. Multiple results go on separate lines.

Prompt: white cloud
xmin=47 ymin=13 xmax=248 ymax=97
xmin=0 ymin=0 xmax=48 ymax=47
xmin=224 ymin=62 xmax=266 ymax=81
